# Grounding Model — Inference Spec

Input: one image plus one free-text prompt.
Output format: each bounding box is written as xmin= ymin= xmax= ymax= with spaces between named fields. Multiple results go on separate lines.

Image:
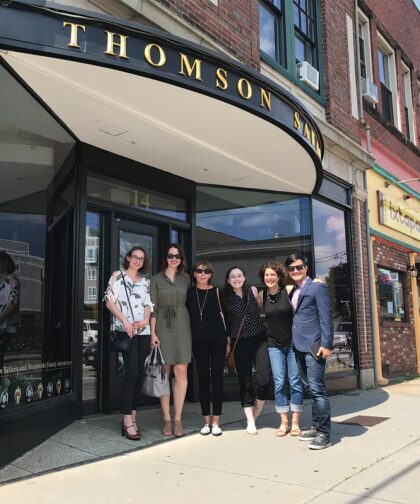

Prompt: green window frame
xmin=259 ymin=0 xmax=324 ymax=102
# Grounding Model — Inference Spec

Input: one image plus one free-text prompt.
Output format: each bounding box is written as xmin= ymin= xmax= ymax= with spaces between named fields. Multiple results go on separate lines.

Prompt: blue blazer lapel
xmin=295 ymin=278 xmax=312 ymax=311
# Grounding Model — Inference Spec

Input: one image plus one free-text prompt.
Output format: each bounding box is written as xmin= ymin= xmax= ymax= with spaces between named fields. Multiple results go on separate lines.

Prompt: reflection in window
xmin=196 ymin=186 xmax=311 ymax=286
xmin=377 ymin=268 xmax=405 ymax=321
xmin=87 ymin=173 xmax=187 ymax=221
xmin=83 ymin=212 xmax=101 ymax=402
xmin=259 ymin=1 xmax=284 ymax=64
xmin=312 ymin=199 xmax=354 ymax=372
xmin=0 ymin=63 xmax=75 ymax=411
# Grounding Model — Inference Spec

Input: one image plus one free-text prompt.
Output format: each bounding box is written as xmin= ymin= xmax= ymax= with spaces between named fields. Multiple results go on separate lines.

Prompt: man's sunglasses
xmin=287 ymin=264 xmax=306 ymax=272
xmin=195 ymin=268 xmax=211 ymax=274
xmin=167 ymin=253 xmax=181 ymax=260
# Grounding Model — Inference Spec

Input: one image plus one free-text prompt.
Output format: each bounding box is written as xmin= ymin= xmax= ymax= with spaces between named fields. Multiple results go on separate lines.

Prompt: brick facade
xmin=351 ymin=197 xmax=374 ymax=374
xmin=372 ymin=238 xmax=418 ymax=377
xmin=359 ymin=0 xmax=420 ymax=163
xmin=153 ymin=0 xmax=260 ymax=68
xmin=322 ymin=0 xmax=361 ymax=142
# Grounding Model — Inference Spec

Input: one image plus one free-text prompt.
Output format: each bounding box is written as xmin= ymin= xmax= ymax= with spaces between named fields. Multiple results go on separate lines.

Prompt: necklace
xmin=267 ymin=290 xmax=280 ymax=304
xmin=196 ymin=287 xmax=209 ymax=323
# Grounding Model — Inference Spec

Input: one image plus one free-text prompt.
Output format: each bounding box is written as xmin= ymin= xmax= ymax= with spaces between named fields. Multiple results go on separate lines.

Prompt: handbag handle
xmin=145 ymin=346 xmax=166 ymax=367
xmin=216 ymin=288 xmax=226 ymax=331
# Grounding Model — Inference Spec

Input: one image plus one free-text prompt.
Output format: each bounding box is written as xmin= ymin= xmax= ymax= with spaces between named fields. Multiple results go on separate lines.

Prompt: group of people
xmin=105 ymin=243 xmax=334 ymax=450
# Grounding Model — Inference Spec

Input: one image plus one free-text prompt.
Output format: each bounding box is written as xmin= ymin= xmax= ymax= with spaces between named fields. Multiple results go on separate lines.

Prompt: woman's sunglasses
xmin=195 ymin=268 xmax=211 ymax=274
xmin=167 ymin=253 xmax=181 ymax=260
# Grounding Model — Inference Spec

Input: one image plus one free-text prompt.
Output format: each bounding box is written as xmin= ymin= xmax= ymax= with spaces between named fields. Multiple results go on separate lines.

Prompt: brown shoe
xmin=121 ymin=422 xmax=141 ymax=441
xmin=173 ymin=419 xmax=184 ymax=437
xmin=162 ymin=420 xmax=172 ymax=436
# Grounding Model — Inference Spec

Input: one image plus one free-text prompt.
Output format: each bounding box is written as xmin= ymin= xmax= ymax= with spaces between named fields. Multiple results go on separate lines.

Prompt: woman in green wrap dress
xmin=150 ymin=243 xmax=191 ymax=438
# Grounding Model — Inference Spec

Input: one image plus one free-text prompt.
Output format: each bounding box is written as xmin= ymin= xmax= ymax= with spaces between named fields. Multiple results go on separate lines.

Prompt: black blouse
xmin=186 ymin=287 xmax=226 ymax=342
xmin=263 ymin=288 xmax=293 ymax=348
xmin=227 ymin=291 xmax=266 ymax=341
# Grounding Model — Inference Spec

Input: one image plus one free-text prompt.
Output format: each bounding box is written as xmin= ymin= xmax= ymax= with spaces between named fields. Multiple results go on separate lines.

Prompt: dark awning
xmin=0 ymin=0 xmax=324 ymax=194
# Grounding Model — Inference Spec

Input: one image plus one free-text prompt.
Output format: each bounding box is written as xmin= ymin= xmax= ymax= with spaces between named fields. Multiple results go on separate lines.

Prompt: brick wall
xmin=322 ymin=0 xmax=360 ymax=142
xmin=352 ymin=197 xmax=374 ymax=375
xmin=372 ymin=238 xmax=418 ymax=378
xmin=361 ymin=0 xmax=420 ymax=69
xmin=153 ymin=0 xmax=260 ymax=68
xmin=359 ymin=1 xmax=420 ymax=167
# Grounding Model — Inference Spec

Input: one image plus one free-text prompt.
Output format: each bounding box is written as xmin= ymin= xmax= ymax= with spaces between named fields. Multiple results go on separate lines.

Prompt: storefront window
xmin=196 ymin=186 xmax=311 ymax=286
xmin=87 ymin=173 xmax=187 ymax=221
xmin=312 ymin=199 xmax=354 ymax=372
xmin=83 ymin=213 xmax=101 ymax=402
xmin=0 ymin=64 xmax=75 ymax=411
xmin=377 ymin=268 xmax=405 ymax=321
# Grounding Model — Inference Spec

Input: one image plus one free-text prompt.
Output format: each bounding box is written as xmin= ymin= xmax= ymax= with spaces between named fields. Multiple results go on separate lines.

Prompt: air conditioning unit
xmin=297 ymin=61 xmax=319 ymax=91
xmin=361 ymin=78 xmax=378 ymax=105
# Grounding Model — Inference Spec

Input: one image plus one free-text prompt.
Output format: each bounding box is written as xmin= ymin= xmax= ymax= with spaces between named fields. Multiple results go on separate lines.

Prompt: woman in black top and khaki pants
xmin=187 ymin=260 xmax=227 ymax=436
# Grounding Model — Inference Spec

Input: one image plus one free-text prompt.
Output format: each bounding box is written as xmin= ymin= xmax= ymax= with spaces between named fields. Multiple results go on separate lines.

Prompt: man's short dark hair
xmin=285 ymin=253 xmax=309 ymax=268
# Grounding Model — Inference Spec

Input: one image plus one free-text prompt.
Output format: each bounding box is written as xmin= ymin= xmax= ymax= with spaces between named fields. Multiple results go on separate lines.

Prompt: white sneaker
xmin=200 ymin=424 xmax=211 ymax=435
xmin=211 ymin=425 xmax=222 ymax=436
xmin=246 ymin=421 xmax=258 ymax=435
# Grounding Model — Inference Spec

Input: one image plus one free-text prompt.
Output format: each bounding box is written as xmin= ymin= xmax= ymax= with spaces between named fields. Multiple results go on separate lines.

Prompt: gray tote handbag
xmin=141 ymin=346 xmax=170 ymax=397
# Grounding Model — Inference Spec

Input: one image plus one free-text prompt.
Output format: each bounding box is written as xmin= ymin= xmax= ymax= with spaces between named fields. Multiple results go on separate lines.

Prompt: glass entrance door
xmin=106 ymin=218 xmax=160 ymax=412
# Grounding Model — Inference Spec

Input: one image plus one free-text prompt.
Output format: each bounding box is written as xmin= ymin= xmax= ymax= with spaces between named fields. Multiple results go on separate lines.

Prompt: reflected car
xmin=333 ymin=321 xmax=352 ymax=348
xmin=83 ymin=341 xmax=98 ymax=368
xmin=83 ymin=341 xmax=124 ymax=373
xmin=83 ymin=319 xmax=98 ymax=346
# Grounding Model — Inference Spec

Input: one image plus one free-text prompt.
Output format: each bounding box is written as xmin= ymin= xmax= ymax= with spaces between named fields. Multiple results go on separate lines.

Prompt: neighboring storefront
xmin=0 ymin=0 xmax=358 ymax=465
xmin=367 ymin=168 xmax=420 ymax=383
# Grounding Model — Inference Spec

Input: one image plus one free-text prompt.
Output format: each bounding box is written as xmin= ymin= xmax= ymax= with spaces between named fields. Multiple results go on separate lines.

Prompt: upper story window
xmin=402 ymin=63 xmax=415 ymax=144
xmin=357 ymin=10 xmax=373 ymax=82
xmin=377 ymin=34 xmax=400 ymax=129
xmin=293 ymin=0 xmax=318 ymax=69
xmin=259 ymin=0 xmax=321 ymax=95
xmin=378 ymin=48 xmax=393 ymax=123
xmin=259 ymin=0 xmax=285 ymax=66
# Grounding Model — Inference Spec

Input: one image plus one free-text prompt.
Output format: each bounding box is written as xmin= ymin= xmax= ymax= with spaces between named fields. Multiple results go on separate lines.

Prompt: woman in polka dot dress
xmin=223 ymin=266 xmax=270 ymax=435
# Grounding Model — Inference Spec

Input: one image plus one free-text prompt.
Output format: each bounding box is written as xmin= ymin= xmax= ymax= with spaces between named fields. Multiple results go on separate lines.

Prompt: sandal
xmin=290 ymin=423 xmax=302 ymax=436
xmin=276 ymin=423 xmax=289 ymax=437
xmin=121 ymin=421 xmax=141 ymax=441
xmin=162 ymin=420 xmax=172 ymax=437
xmin=173 ymin=419 xmax=184 ymax=437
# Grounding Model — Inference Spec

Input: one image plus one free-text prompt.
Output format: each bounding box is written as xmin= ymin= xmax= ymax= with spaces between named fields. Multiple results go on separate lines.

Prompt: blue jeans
xmin=268 ymin=346 xmax=303 ymax=413
xmin=295 ymin=349 xmax=331 ymax=437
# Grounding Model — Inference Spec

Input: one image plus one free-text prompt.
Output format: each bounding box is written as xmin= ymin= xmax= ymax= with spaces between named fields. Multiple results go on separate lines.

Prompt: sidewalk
xmin=1 ymin=378 xmax=420 ymax=503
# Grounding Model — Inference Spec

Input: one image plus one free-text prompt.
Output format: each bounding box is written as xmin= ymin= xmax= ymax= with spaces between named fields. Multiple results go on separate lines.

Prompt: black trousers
xmin=234 ymin=334 xmax=270 ymax=408
xmin=193 ymin=338 xmax=226 ymax=416
xmin=120 ymin=334 xmax=150 ymax=415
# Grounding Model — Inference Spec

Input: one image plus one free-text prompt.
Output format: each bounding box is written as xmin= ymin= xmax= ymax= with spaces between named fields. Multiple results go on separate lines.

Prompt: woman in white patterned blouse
xmin=104 ymin=246 xmax=152 ymax=441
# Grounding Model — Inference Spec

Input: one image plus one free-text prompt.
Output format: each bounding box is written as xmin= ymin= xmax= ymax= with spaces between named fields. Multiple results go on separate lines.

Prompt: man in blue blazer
xmin=285 ymin=253 xmax=333 ymax=450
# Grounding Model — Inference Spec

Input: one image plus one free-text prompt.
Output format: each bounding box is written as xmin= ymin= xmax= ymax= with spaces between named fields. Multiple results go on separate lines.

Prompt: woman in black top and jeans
xmin=257 ymin=260 xmax=303 ymax=437
xmin=223 ymin=266 xmax=270 ymax=435
xmin=187 ymin=260 xmax=226 ymax=436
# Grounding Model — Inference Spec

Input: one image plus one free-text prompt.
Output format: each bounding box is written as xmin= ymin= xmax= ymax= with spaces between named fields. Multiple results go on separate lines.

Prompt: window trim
xmin=401 ymin=62 xmax=415 ymax=144
xmin=376 ymin=266 xmax=407 ymax=322
xmin=87 ymin=286 xmax=97 ymax=300
xmin=377 ymin=32 xmax=400 ymax=130
xmin=259 ymin=0 xmax=324 ymax=103
xmin=357 ymin=9 xmax=373 ymax=82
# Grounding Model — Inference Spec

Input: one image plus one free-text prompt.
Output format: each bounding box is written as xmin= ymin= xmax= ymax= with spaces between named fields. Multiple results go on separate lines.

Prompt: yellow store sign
xmin=377 ymin=191 xmax=420 ymax=241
